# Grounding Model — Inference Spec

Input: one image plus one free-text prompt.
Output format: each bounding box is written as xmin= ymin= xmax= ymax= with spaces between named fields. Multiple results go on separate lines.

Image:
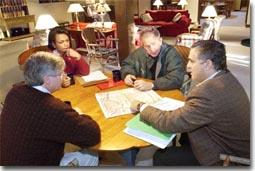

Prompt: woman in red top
xmin=48 ymin=27 xmax=90 ymax=87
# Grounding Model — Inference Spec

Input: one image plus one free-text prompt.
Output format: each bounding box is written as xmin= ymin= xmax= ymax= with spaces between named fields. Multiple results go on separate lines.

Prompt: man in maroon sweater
xmin=0 ymin=52 xmax=100 ymax=166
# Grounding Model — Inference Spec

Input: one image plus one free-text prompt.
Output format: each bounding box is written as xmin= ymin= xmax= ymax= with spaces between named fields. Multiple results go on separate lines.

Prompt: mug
xmin=112 ymin=70 xmax=121 ymax=82
xmin=67 ymin=73 xmax=75 ymax=85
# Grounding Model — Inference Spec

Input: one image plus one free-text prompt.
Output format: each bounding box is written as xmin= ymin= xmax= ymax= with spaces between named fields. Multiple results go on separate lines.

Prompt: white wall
xmin=27 ymin=0 xmax=72 ymax=32
xmin=186 ymin=0 xmax=199 ymax=24
xmin=138 ymin=0 xmax=151 ymax=15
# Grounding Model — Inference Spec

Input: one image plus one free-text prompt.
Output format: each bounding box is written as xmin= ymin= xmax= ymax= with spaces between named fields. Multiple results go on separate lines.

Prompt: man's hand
xmin=134 ymin=80 xmax=153 ymax=91
xmin=74 ymin=107 xmax=83 ymax=115
xmin=124 ymin=74 xmax=137 ymax=87
xmin=66 ymin=48 xmax=81 ymax=60
xmin=130 ymin=100 xmax=142 ymax=113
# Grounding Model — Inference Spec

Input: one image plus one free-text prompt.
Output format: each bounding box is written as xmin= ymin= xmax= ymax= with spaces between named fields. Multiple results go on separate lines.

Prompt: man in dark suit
xmin=131 ymin=40 xmax=250 ymax=166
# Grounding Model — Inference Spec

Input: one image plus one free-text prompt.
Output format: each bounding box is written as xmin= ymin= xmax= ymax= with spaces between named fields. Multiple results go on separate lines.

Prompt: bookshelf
xmin=39 ymin=0 xmax=64 ymax=3
xmin=0 ymin=0 xmax=35 ymax=40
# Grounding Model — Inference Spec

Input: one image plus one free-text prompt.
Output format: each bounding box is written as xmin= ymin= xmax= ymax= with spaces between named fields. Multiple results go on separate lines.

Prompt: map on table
xmin=95 ymin=88 xmax=162 ymax=118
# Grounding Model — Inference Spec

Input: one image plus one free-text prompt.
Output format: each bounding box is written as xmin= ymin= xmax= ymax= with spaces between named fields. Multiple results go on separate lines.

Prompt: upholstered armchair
xmin=212 ymin=15 xmax=226 ymax=40
xmin=175 ymin=19 xmax=215 ymax=47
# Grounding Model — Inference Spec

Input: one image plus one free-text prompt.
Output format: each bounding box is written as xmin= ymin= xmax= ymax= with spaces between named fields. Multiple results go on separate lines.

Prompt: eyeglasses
xmin=48 ymin=71 xmax=66 ymax=78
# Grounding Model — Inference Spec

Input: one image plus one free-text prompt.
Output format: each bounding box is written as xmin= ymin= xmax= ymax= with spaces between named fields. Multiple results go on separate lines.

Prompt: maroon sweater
xmin=0 ymin=85 xmax=100 ymax=166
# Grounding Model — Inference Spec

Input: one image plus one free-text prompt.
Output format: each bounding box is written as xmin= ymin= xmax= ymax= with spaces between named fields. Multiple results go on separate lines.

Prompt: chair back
xmin=198 ymin=19 xmax=215 ymax=40
xmin=82 ymin=27 xmax=98 ymax=44
xmin=220 ymin=154 xmax=250 ymax=166
xmin=174 ymin=45 xmax=191 ymax=96
xmin=213 ymin=15 xmax=226 ymax=40
xmin=174 ymin=45 xmax=190 ymax=69
xmin=18 ymin=45 xmax=48 ymax=69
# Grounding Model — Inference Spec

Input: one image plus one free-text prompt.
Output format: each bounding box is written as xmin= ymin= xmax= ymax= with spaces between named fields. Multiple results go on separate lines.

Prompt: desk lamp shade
xmin=67 ymin=3 xmax=84 ymax=29
xmin=33 ymin=14 xmax=59 ymax=47
xmin=202 ymin=5 xmax=217 ymax=19
xmin=178 ymin=0 xmax=188 ymax=9
xmin=35 ymin=14 xmax=58 ymax=31
xmin=153 ymin=0 xmax=163 ymax=10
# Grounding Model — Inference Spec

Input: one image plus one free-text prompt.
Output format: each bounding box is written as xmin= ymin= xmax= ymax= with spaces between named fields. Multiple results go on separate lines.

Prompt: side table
xmin=189 ymin=25 xmax=201 ymax=33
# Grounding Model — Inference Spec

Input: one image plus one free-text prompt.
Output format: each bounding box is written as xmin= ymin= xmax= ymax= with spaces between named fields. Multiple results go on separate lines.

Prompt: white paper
xmin=81 ymin=70 xmax=108 ymax=82
xmin=151 ymin=97 xmax=185 ymax=111
xmin=123 ymin=127 xmax=176 ymax=149
xmin=95 ymin=88 xmax=162 ymax=118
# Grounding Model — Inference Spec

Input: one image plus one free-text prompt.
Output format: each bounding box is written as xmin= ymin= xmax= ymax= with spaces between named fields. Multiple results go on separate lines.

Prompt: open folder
xmin=124 ymin=114 xmax=176 ymax=149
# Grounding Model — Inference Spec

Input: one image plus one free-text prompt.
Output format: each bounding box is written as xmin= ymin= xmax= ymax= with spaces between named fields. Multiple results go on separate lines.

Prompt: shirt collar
xmin=33 ymin=85 xmax=51 ymax=94
xmin=196 ymin=70 xmax=221 ymax=87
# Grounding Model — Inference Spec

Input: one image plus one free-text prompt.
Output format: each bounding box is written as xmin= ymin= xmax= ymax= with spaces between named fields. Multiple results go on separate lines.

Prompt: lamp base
xmin=101 ymin=22 xmax=105 ymax=31
xmin=76 ymin=23 xmax=81 ymax=30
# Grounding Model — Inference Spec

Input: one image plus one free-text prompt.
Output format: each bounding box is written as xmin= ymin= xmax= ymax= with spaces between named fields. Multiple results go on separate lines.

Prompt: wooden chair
xmin=174 ymin=45 xmax=191 ymax=96
xmin=18 ymin=45 xmax=49 ymax=69
xmin=220 ymin=154 xmax=250 ymax=166
xmin=13 ymin=45 xmax=49 ymax=87
xmin=81 ymin=27 xmax=119 ymax=69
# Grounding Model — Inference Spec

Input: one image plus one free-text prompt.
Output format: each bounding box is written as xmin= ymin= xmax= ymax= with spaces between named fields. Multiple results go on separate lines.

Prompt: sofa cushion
xmin=141 ymin=13 xmax=153 ymax=22
xmin=172 ymin=13 xmax=182 ymax=22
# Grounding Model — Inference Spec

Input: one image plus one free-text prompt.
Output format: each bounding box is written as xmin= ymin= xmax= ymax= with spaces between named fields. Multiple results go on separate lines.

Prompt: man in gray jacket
xmin=131 ymin=40 xmax=250 ymax=165
xmin=120 ymin=27 xmax=185 ymax=91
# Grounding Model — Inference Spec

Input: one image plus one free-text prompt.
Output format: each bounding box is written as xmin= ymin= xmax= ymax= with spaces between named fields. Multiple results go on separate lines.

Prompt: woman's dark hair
xmin=191 ymin=40 xmax=227 ymax=71
xmin=48 ymin=26 xmax=72 ymax=50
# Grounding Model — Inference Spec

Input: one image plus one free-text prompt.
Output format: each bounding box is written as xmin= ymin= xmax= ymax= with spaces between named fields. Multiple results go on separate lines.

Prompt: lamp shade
xmin=67 ymin=3 xmax=84 ymax=13
xmin=96 ymin=3 xmax=111 ymax=13
xmin=35 ymin=14 xmax=59 ymax=30
xmin=178 ymin=0 xmax=188 ymax=6
xmin=202 ymin=5 xmax=217 ymax=18
xmin=153 ymin=0 xmax=163 ymax=6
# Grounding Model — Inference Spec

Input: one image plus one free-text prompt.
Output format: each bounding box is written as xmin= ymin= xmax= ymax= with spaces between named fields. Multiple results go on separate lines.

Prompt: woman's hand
xmin=66 ymin=48 xmax=81 ymax=60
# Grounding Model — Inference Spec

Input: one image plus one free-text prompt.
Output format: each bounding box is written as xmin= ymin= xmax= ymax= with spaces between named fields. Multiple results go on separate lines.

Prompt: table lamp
xmin=153 ymin=0 xmax=163 ymax=10
xmin=67 ymin=3 xmax=84 ymax=30
xmin=202 ymin=4 xmax=217 ymax=19
xmin=178 ymin=0 xmax=188 ymax=10
xmin=96 ymin=2 xmax=111 ymax=30
xmin=34 ymin=14 xmax=59 ymax=47
xmin=35 ymin=14 xmax=59 ymax=35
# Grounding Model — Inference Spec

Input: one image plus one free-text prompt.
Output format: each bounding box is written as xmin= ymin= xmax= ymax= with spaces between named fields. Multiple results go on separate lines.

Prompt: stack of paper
xmin=123 ymin=97 xmax=185 ymax=149
xmin=75 ymin=70 xmax=108 ymax=87
xmin=81 ymin=70 xmax=108 ymax=82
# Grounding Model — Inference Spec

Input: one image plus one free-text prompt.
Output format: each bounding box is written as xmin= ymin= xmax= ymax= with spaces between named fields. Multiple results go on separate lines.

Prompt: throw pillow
xmin=172 ymin=13 xmax=182 ymax=22
xmin=141 ymin=13 xmax=153 ymax=22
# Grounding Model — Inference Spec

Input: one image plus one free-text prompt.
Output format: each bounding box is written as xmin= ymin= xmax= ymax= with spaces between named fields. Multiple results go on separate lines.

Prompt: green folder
xmin=126 ymin=114 xmax=173 ymax=140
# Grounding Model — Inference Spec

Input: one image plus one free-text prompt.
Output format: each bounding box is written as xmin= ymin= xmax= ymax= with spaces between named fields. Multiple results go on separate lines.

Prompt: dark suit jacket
xmin=140 ymin=70 xmax=250 ymax=165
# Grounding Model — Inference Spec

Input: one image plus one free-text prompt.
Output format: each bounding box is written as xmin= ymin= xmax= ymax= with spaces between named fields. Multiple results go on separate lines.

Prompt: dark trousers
xmin=153 ymin=144 xmax=200 ymax=166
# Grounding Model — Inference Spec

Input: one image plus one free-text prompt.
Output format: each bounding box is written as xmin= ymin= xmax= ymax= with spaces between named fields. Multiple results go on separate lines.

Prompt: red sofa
xmin=134 ymin=10 xmax=192 ymax=37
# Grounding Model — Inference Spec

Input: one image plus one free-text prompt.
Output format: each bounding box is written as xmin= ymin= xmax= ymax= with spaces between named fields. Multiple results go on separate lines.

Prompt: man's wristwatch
xmin=137 ymin=102 xmax=145 ymax=112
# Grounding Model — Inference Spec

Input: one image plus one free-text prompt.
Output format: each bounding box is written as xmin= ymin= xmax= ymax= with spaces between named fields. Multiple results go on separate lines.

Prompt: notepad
xmin=75 ymin=70 xmax=108 ymax=87
xmin=82 ymin=70 xmax=108 ymax=82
